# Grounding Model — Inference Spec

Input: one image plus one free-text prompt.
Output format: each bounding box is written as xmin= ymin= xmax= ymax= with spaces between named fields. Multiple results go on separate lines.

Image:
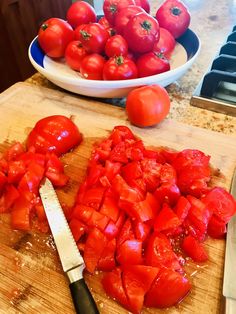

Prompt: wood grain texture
xmin=0 ymin=82 xmax=235 ymax=314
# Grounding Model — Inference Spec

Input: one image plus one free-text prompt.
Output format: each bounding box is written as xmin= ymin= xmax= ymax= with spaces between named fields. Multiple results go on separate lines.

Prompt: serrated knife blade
xmin=39 ymin=178 xmax=99 ymax=314
xmin=223 ymin=167 xmax=236 ymax=313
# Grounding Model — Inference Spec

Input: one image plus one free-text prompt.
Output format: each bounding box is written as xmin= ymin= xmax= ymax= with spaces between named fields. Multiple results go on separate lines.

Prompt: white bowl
xmin=28 ymin=29 xmax=200 ymax=98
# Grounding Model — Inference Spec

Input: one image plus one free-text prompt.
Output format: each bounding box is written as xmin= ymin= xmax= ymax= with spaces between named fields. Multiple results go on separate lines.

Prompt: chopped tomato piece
xmin=181 ymin=235 xmax=208 ymax=262
xmin=104 ymin=220 xmax=119 ymax=239
xmin=45 ymin=171 xmax=69 ymax=187
xmin=144 ymin=268 xmax=191 ymax=308
xmin=87 ymin=210 xmax=110 ymax=231
xmin=7 ymin=160 xmax=26 ymax=184
xmin=116 ymin=239 xmax=143 ymax=265
xmin=0 ymin=171 xmax=7 ymax=193
xmin=207 ymin=215 xmax=227 ymax=239
xmin=145 ymin=233 xmax=182 ymax=272
xmin=86 ymin=164 xmax=104 ymax=187
xmin=81 ymin=187 xmax=106 ymax=210
xmin=35 ymin=203 xmax=47 ymax=222
xmin=174 ymin=196 xmax=191 ymax=222
xmin=72 ymin=204 xmax=94 ymax=223
xmin=104 ymin=160 xmax=122 ymax=182
xmin=187 ymin=195 xmax=211 ymax=239
xmin=122 ymin=265 xmax=160 ymax=314
xmin=133 ymin=221 xmax=151 ymax=242
xmin=0 ymin=184 xmax=20 ymax=212
xmin=97 ymin=238 xmax=116 ymax=271
xmin=102 ymin=268 xmax=130 ymax=311
xmin=18 ymin=151 xmax=45 ymax=168
xmin=154 ymin=183 xmax=180 ymax=206
xmin=154 ymin=203 xmax=181 ymax=233
xmin=121 ymin=161 xmax=142 ymax=184
xmin=84 ymin=227 xmax=108 ymax=273
xmin=5 ymin=142 xmax=25 ymax=161
xmin=11 ymin=195 xmax=33 ymax=231
xmin=202 ymin=187 xmax=236 ymax=223
xmin=160 ymin=163 xmax=176 ymax=184
xmin=69 ymin=218 xmax=87 ymax=242
xmin=117 ymin=218 xmax=135 ymax=247
xmin=100 ymin=195 xmax=120 ymax=222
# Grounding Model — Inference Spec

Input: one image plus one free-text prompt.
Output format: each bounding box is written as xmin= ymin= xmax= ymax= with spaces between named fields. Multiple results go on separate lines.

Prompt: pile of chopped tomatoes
xmin=68 ymin=126 xmax=236 ymax=313
xmin=0 ymin=142 xmax=69 ymax=232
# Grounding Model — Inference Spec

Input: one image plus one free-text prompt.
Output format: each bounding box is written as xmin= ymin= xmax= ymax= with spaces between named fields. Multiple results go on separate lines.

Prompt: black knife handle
xmin=69 ymin=278 xmax=99 ymax=314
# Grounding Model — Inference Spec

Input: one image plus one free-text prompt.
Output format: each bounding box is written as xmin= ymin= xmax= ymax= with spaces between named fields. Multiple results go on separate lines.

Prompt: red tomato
xmin=134 ymin=0 xmax=150 ymax=12
xmin=38 ymin=18 xmax=74 ymax=58
xmin=65 ymin=40 xmax=88 ymax=71
xmin=66 ymin=1 xmax=96 ymax=29
xmin=98 ymin=16 xmax=115 ymax=36
xmin=202 ymin=187 xmax=236 ymax=223
xmin=77 ymin=23 xmax=109 ymax=54
xmin=126 ymin=85 xmax=170 ymax=127
xmin=181 ymin=235 xmax=208 ymax=262
xmin=155 ymin=0 xmax=191 ymax=38
xmin=80 ymin=53 xmax=106 ymax=80
xmin=27 ymin=115 xmax=82 ymax=156
xmin=114 ymin=5 xmax=145 ymax=36
xmin=153 ymin=27 xmax=176 ymax=58
xmin=122 ymin=265 xmax=159 ymax=313
xmin=144 ymin=268 xmax=191 ymax=308
xmin=103 ymin=56 xmax=138 ymax=80
xmin=105 ymin=35 xmax=128 ymax=57
xmin=124 ymin=12 xmax=159 ymax=53
xmin=136 ymin=51 xmax=170 ymax=77
xmin=103 ymin=0 xmax=136 ymax=26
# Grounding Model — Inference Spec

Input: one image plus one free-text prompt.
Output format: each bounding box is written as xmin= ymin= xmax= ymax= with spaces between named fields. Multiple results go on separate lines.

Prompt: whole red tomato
xmin=66 ymin=1 xmax=96 ymax=29
xmin=77 ymin=23 xmax=109 ymax=54
xmin=65 ymin=40 xmax=88 ymax=71
xmin=136 ymin=52 xmax=170 ymax=77
xmin=153 ymin=27 xmax=176 ymax=58
xmin=38 ymin=18 xmax=74 ymax=58
xmin=123 ymin=12 xmax=159 ymax=53
xmin=98 ymin=17 xmax=115 ymax=36
xmin=103 ymin=56 xmax=138 ymax=80
xmin=126 ymin=85 xmax=170 ymax=127
xmin=134 ymin=0 xmax=150 ymax=13
xmin=114 ymin=5 xmax=145 ymax=36
xmin=105 ymin=35 xmax=128 ymax=57
xmin=103 ymin=0 xmax=135 ymax=26
xmin=27 ymin=115 xmax=82 ymax=156
xmin=155 ymin=0 xmax=191 ymax=38
xmin=80 ymin=54 xmax=106 ymax=80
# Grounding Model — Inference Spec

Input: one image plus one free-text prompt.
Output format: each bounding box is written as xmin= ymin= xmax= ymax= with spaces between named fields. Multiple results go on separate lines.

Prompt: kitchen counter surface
xmin=26 ymin=0 xmax=236 ymax=135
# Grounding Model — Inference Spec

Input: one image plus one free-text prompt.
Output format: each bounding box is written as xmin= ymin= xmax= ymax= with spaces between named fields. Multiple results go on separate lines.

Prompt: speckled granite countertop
xmin=26 ymin=0 xmax=236 ymax=135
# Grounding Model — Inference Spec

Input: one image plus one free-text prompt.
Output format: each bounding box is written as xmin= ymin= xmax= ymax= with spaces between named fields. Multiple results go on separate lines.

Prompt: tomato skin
xmin=105 ymin=35 xmax=128 ymax=57
xmin=153 ymin=27 xmax=176 ymax=58
xmin=144 ymin=268 xmax=191 ymax=308
xmin=134 ymin=0 xmax=150 ymax=13
xmin=77 ymin=23 xmax=109 ymax=54
xmin=114 ymin=5 xmax=145 ymax=36
xmin=80 ymin=53 xmax=106 ymax=80
xmin=38 ymin=18 xmax=74 ymax=58
xmin=126 ymin=85 xmax=170 ymax=127
xmin=66 ymin=1 xmax=96 ymax=29
xmin=103 ymin=56 xmax=138 ymax=80
xmin=124 ymin=12 xmax=159 ymax=53
xmin=155 ymin=0 xmax=191 ymax=38
xmin=136 ymin=52 xmax=170 ymax=77
xmin=181 ymin=235 xmax=208 ymax=262
xmin=65 ymin=40 xmax=88 ymax=71
xmin=103 ymin=0 xmax=136 ymax=26
xmin=27 ymin=115 xmax=82 ymax=156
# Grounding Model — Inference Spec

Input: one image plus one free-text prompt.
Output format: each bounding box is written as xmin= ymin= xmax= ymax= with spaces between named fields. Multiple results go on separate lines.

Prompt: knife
xmin=223 ymin=167 xmax=236 ymax=313
xmin=39 ymin=178 xmax=99 ymax=314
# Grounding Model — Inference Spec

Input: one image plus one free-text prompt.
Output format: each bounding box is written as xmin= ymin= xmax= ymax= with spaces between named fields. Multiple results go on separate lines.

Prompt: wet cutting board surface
xmin=0 ymin=82 xmax=236 ymax=314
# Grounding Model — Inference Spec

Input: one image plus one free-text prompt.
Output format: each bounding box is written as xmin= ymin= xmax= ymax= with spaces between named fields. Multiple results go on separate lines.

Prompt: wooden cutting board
xmin=0 ymin=82 xmax=236 ymax=314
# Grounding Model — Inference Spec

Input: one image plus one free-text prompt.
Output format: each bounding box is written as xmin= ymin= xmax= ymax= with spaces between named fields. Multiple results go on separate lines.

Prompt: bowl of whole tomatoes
xmin=28 ymin=0 xmax=200 ymax=98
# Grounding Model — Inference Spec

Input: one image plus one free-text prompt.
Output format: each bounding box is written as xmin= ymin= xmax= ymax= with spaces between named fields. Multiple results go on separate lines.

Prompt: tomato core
xmin=141 ymin=20 xmax=152 ymax=32
xmin=110 ymin=4 xmax=117 ymax=14
xmin=80 ymin=30 xmax=91 ymax=40
xmin=116 ymin=56 xmax=124 ymax=66
xmin=41 ymin=24 xmax=48 ymax=31
xmin=171 ymin=7 xmax=182 ymax=16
